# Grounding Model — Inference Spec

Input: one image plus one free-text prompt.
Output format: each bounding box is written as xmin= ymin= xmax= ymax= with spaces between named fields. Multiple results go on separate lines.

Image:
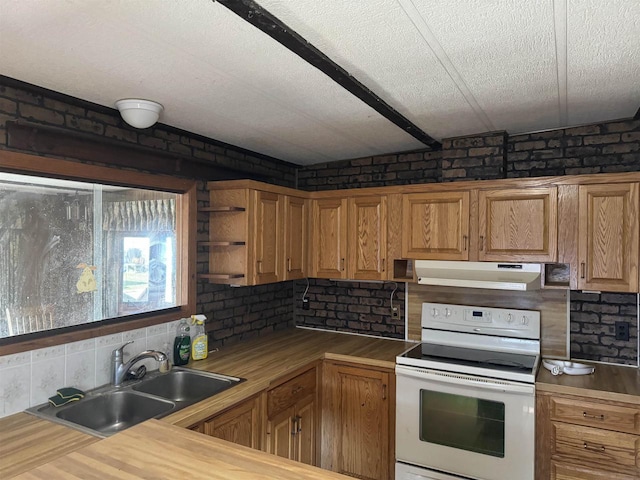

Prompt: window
xmin=0 ymin=151 xmax=196 ymax=351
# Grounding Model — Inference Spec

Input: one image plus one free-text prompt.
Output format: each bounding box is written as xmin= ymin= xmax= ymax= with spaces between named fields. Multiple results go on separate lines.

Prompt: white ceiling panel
xmin=0 ymin=0 xmax=638 ymax=165
xmin=566 ymin=0 xmax=640 ymax=125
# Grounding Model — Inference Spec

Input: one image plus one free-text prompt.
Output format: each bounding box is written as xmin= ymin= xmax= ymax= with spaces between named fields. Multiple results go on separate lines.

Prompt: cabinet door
xmin=203 ymin=395 xmax=263 ymax=450
xmin=402 ymin=191 xmax=470 ymax=260
xmin=578 ymin=183 xmax=639 ymax=292
xmin=325 ymin=363 xmax=391 ymax=480
xmin=254 ymin=191 xmax=284 ymax=284
xmin=284 ymin=196 xmax=308 ymax=280
xmin=311 ymin=198 xmax=348 ymax=278
xmin=348 ymin=196 xmax=387 ymax=280
xmin=267 ymin=405 xmax=296 ymax=460
xmin=478 ymin=187 xmax=557 ymax=262
xmin=294 ymin=395 xmax=316 ymax=466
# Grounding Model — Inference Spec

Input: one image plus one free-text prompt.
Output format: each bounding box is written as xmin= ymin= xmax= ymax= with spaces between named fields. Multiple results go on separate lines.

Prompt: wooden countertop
xmin=536 ymin=361 xmax=640 ymax=405
xmin=1 ymin=327 xmax=413 ymax=478
xmin=0 ymin=413 xmax=98 ymax=478
xmin=161 ymin=327 xmax=414 ymax=428
xmin=13 ymin=420 xmax=354 ymax=480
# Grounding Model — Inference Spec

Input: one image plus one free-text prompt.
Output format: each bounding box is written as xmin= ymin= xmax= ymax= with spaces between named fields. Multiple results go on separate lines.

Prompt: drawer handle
xmin=291 ymin=387 xmax=302 ymax=395
xmin=583 ymin=442 xmax=605 ymax=452
xmin=583 ymin=412 xmax=605 ymax=421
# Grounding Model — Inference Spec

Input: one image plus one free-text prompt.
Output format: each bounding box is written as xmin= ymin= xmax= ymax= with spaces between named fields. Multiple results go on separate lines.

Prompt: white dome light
xmin=115 ymin=99 xmax=164 ymax=129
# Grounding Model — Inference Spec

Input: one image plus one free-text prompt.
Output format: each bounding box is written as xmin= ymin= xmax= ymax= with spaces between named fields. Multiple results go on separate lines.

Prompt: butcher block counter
xmin=0 ymin=327 xmax=414 ymax=478
xmin=12 ymin=420 xmax=355 ymax=480
xmin=536 ymin=361 xmax=640 ymax=405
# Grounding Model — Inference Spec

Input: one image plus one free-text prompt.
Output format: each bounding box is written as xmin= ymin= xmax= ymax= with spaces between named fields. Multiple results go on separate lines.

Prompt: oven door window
xmin=419 ymin=390 xmax=505 ymax=458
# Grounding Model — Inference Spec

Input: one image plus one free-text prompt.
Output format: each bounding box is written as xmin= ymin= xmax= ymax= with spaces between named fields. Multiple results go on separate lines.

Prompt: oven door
xmin=396 ymin=364 xmax=535 ymax=480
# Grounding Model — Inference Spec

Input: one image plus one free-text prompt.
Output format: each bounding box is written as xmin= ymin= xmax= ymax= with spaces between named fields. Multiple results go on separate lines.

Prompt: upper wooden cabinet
xmin=203 ymin=182 xmax=307 ymax=286
xmin=577 ymin=183 xmax=639 ymax=292
xmin=402 ymin=191 xmax=470 ymax=260
xmin=311 ymin=196 xmax=387 ymax=280
xmin=254 ymin=191 xmax=284 ymax=284
xmin=348 ymin=196 xmax=387 ymax=280
xmin=310 ymin=198 xmax=348 ymax=278
xmin=478 ymin=187 xmax=558 ymax=262
xmin=284 ymin=196 xmax=309 ymax=280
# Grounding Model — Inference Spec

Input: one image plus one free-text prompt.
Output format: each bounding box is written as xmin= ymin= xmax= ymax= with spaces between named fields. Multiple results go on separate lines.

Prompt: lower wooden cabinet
xmin=196 ymin=394 xmax=264 ymax=451
xmin=266 ymin=365 xmax=319 ymax=466
xmin=537 ymin=391 xmax=640 ymax=480
xmin=322 ymin=361 xmax=394 ymax=480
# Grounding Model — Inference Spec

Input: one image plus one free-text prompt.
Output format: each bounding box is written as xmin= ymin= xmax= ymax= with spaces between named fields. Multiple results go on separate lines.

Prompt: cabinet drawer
xmin=551 ymin=461 xmax=638 ymax=480
xmin=268 ymin=368 xmax=316 ymax=416
xmin=551 ymin=396 xmax=640 ymax=434
xmin=552 ymin=422 xmax=640 ymax=475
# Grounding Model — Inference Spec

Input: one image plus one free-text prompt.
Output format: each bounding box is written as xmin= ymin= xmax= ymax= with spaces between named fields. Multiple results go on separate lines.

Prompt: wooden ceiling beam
xmin=216 ymin=0 xmax=442 ymax=150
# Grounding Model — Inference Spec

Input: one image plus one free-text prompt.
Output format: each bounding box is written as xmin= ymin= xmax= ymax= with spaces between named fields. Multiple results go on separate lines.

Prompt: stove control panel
xmin=421 ymin=302 xmax=540 ymax=339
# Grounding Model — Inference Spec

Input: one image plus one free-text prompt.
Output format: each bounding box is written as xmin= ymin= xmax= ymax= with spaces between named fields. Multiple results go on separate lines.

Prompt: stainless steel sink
xmin=55 ymin=391 xmax=175 ymax=436
xmin=26 ymin=367 xmax=243 ymax=437
xmin=132 ymin=369 xmax=239 ymax=403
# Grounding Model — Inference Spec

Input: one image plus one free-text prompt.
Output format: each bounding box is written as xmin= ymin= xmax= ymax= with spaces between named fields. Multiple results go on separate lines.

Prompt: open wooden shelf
xmin=198 ymin=273 xmax=245 ymax=280
xmin=198 ymin=241 xmax=246 ymax=247
xmin=199 ymin=206 xmax=246 ymax=213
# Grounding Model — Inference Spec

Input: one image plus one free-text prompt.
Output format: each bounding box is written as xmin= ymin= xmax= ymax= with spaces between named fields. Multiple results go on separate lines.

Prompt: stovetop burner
xmin=401 ymin=343 xmax=537 ymax=375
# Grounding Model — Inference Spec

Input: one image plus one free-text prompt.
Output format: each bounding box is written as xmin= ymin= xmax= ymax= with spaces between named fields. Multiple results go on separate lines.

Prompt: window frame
xmin=0 ymin=150 xmax=197 ymax=355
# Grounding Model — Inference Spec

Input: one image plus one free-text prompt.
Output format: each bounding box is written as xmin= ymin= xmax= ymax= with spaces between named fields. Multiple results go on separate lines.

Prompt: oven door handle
xmin=396 ymin=365 xmax=535 ymax=396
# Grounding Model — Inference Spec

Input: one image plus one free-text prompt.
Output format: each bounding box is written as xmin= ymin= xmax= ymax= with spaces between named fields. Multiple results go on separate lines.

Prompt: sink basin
xmin=26 ymin=367 xmax=243 ymax=437
xmin=132 ymin=369 xmax=240 ymax=402
xmin=55 ymin=391 xmax=175 ymax=436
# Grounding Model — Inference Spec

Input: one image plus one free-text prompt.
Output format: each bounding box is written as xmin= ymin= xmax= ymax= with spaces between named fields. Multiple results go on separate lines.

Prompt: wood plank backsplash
xmin=407 ymin=284 xmax=568 ymax=358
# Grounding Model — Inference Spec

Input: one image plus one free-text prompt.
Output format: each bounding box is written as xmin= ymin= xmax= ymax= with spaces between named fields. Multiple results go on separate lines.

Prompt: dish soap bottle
xmin=173 ymin=318 xmax=191 ymax=366
xmin=190 ymin=314 xmax=208 ymax=360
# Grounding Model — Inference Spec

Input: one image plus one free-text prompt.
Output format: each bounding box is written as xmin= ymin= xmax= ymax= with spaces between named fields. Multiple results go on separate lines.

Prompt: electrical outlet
xmin=391 ymin=307 xmax=399 ymax=318
xmin=302 ymin=298 xmax=310 ymax=310
xmin=615 ymin=321 xmax=630 ymax=341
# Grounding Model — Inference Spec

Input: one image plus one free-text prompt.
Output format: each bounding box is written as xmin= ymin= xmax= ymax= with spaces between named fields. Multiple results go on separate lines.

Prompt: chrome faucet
xmin=111 ymin=341 xmax=170 ymax=386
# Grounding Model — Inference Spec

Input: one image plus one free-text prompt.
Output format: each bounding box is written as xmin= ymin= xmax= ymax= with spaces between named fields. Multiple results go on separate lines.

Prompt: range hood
xmin=415 ymin=260 xmax=542 ymax=291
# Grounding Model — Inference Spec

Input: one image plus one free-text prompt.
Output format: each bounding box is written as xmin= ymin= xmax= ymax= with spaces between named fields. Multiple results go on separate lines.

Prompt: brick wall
xmin=0 ymin=78 xmax=297 ymax=347
xmin=298 ymin=118 xmax=639 ymax=190
xmin=294 ymin=279 xmax=405 ymax=338
xmin=570 ymin=292 xmax=638 ymax=366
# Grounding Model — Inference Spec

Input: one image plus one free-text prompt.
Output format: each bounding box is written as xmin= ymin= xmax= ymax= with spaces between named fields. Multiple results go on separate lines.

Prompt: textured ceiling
xmin=0 ymin=0 xmax=638 ymax=165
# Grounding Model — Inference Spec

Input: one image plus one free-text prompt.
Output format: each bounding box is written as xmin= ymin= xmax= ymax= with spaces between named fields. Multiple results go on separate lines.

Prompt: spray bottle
xmin=190 ymin=314 xmax=208 ymax=361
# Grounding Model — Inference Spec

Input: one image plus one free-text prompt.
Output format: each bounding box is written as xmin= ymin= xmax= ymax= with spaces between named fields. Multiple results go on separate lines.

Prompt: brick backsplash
xmin=570 ymin=291 xmax=639 ymax=365
xmin=294 ymin=279 xmax=405 ymax=338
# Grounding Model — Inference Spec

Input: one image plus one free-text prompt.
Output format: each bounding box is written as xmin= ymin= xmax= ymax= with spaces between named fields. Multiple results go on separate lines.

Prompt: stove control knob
xmin=521 ymin=316 xmax=529 ymax=325
xmin=431 ymin=308 xmax=439 ymax=317
xmin=444 ymin=308 xmax=451 ymax=317
xmin=507 ymin=314 xmax=514 ymax=324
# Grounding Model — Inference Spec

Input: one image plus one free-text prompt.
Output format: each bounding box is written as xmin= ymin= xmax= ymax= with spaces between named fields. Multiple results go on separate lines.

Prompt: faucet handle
xmin=112 ymin=340 xmax=134 ymax=359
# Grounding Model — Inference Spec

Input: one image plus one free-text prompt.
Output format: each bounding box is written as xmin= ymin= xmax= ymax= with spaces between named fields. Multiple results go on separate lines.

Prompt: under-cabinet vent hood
xmin=415 ymin=260 xmax=542 ymax=291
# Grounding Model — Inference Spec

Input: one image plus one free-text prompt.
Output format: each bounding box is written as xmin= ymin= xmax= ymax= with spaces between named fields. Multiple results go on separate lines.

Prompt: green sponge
xmin=56 ymin=387 xmax=85 ymax=399
xmin=48 ymin=387 xmax=85 ymax=407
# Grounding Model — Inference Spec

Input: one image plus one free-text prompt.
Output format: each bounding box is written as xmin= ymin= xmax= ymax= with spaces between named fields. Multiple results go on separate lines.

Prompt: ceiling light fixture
xmin=115 ymin=98 xmax=163 ymax=129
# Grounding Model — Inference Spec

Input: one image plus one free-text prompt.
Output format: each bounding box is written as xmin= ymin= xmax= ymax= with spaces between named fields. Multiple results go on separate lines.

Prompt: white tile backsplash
xmin=31 ymin=357 xmax=65 ymax=405
xmin=0 ymin=319 xmax=179 ymax=418
xmin=0 ymin=364 xmax=30 ymax=416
